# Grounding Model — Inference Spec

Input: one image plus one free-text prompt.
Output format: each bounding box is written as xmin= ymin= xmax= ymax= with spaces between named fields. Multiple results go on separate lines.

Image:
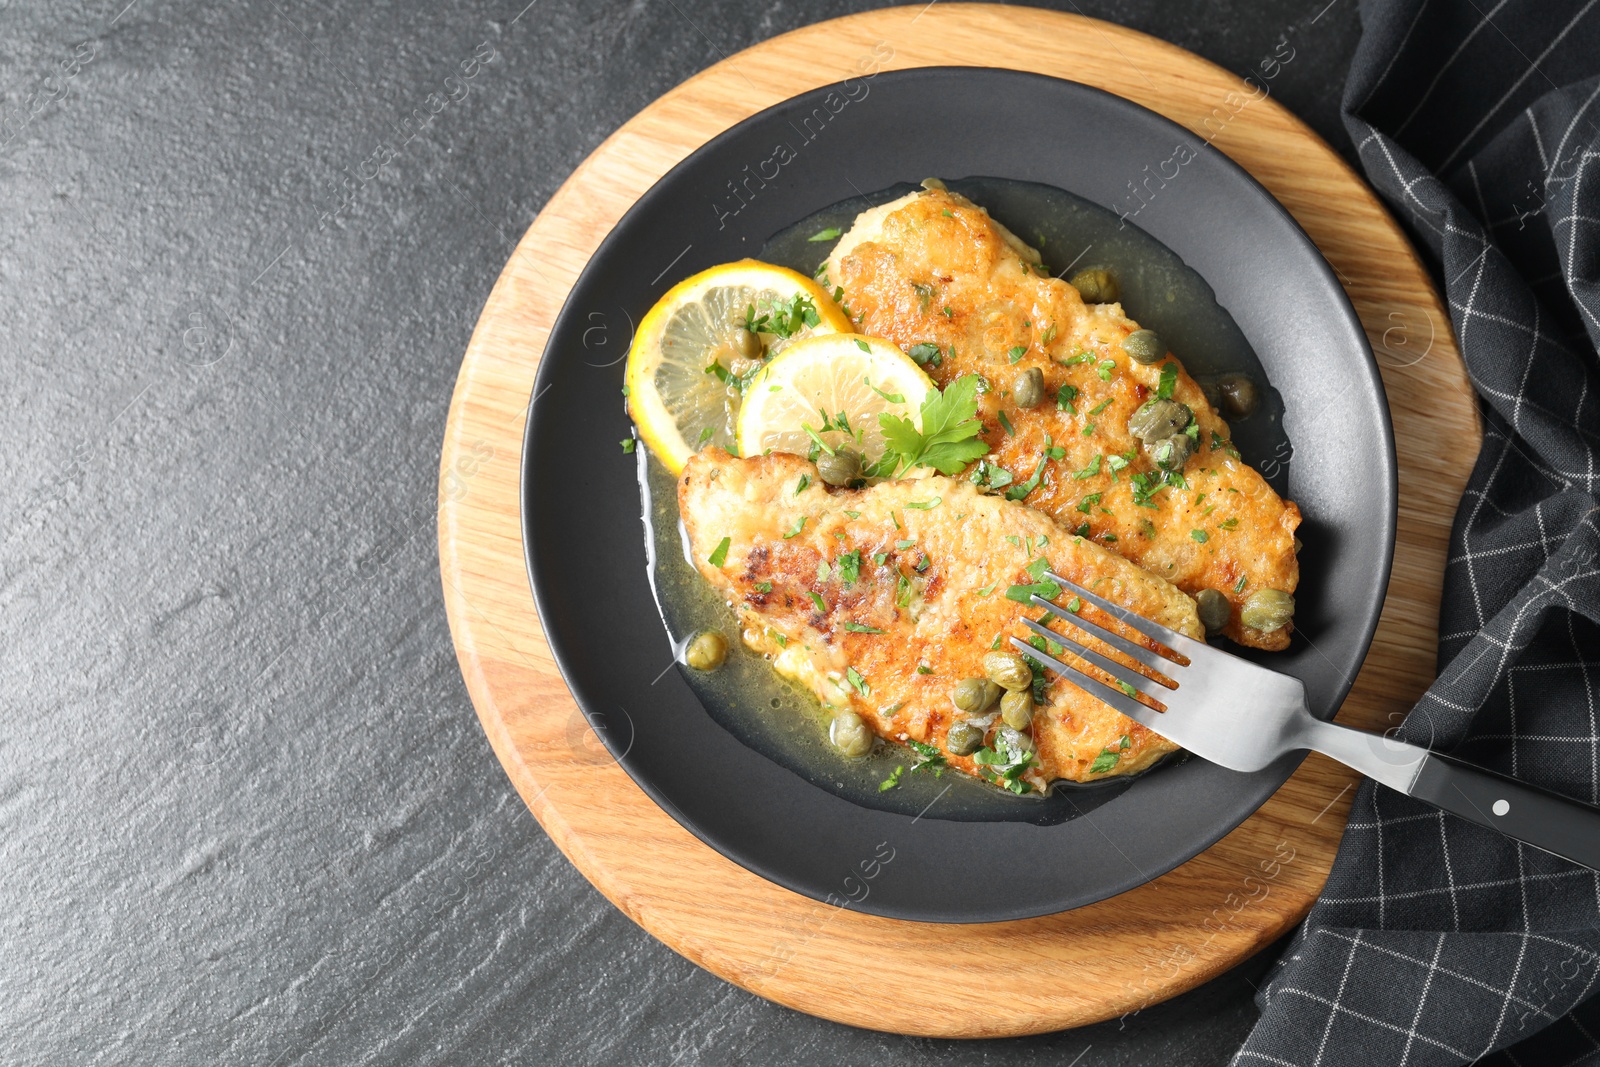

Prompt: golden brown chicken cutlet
xmin=679 ymin=449 xmax=1206 ymax=789
xmin=823 ymin=188 xmax=1301 ymax=649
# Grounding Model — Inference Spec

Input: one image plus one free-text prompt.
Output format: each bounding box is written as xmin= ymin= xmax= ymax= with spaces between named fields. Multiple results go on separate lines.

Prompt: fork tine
xmin=1043 ymin=571 xmax=1209 ymax=657
xmin=1030 ymin=596 xmax=1182 ymax=675
xmin=1007 ymin=637 xmax=1171 ymax=737
xmin=1019 ymin=617 xmax=1173 ymax=702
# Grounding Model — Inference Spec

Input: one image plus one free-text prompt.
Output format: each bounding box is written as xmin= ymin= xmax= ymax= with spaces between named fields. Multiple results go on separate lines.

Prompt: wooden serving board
xmin=437 ymin=4 xmax=1478 ymax=1037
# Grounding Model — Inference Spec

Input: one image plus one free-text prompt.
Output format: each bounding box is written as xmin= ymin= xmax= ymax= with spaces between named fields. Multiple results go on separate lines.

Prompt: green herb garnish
xmin=707 ymin=537 xmax=731 ymax=566
xmin=808 ymin=227 xmax=842 ymax=242
xmin=877 ymin=374 xmax=990 ymax=475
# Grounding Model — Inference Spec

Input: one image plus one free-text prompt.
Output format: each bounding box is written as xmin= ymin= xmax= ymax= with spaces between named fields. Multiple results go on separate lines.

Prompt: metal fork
xmin=1010 ymin=570 xmax=1600 ymax=871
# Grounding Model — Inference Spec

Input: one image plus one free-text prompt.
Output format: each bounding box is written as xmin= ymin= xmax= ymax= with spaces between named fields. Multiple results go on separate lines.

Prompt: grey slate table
xmin=2 ymin=1 xmax=1362 ymax=1062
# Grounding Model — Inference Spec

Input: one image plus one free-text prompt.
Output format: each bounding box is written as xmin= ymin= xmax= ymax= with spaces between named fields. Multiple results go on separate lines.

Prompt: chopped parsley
xmin=816 ymin=559 xmax=831 ymax=582
xmin=997 ymin=410 xmax=1016 ymax=436
xmin=1116 ymin=680 xmax=1138 ymax=698
xmin=917 ymin=664 xmax=933 ymax=674
xmin=909 ymin=740 xmax=946 ymax=776
xmin=1005 ymin=455 xmax=1048 ymax=501
xmin=872 ymin=552 xmax=888 ymax=565
xmin=1082 ymin=423 xmax=1096 ymax=436
xmin=1156 ymin=361 xmax=1178 ymax=400
xmin=1056 ymin=382 xmax=1079 ymax=415
xmin=907 ymin=342 xmax=942 ymax=366
xmin=879 ymin=765 xmax=905 ymax=791
xmin=1067 ymin=596 xmax=1082 ymax=613
xmin=807 ymin=590 xmax=827 ymax=612
xmin=1008 ymin=345 xmax=1027 ymax=364
xmin=1088 ymin=734 xmax=1133 ymax=774
xmin=1191 ymin=529 xmax=1209 ymax=543
xmin=969 ymin=459 xmax=1014 ymax=490
xmin=743 ymin=294 xmax=820 ymax=338
xmin=1097 ymin=359 xmax=1116 ymax=381
xmin=768 ymin=628 xmax=787 ymax=648
xmin=1235 ymin=575 xmax=1248 ymax=593
xmin=854 ymin=338 xmax=871 ymax=353
xmin=1220 ymin=517 xmax=1239 ymax=531
xmin=868 ymin=380 xmax=904 ymax=404
xmin=620 ymin=438 xmax=635 ymax=453
xmin=842 ymin=621 xmax=884 ymax=634
xmin=755 ymin=580 xmax=773 ymax=593
xmin=976 ymin=581 xmax=999 ymax=597
xmin=1073 ymin=454 xmax=1102 ymax=480
xmin=896 ymin=538 xmax=917 ymax=550
xmin=783 ymin=516 xmax=807 ymax=538
xmin=845 ymin=509 xmax=860 ymax=519
xmin=795 ymin=473 xmax=811 ymax=495
xmin=808 ymin=226 xmax=841 ymax=242
xmin=846 ymin=665 xmax=870 ymax=695
xmin=1089 ymin=397 xmax=1114 ymax=416
xmin=836 ymin=550 xmax=862 ymax=584
xmin=707 ymin=537 xmax=731 ymax=567
xmin=904 ymin=497 xmax=941 ymax=510
xmin=698 ymin=426 xmax=715 ymax=445
xmin=1076 ymin=493 xmax=1103 ymax=514
xmin=942 ymin=305 xmax=954 ymax=318
xmin=895 ymin=571 xmax=913 ymax=608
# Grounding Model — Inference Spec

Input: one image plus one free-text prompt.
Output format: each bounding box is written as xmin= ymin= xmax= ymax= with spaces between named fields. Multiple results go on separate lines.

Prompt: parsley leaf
xmin=1191 ymin=529 xmax=1208 ymax=543
xmin=842 ymin=621 xmax=883 ymax=633
xmin=909 ymin=740 xmax=946 ymax=776
xmin=1156 ymin=361 xmax=1178 ymax=400
xmin=877 ymin=374 xmax=990 ymax=475
xmin=846 ymin=665 xmax=870 ymax=695
xmin=808 ymin=227 xmax=841 ymax=242
xmin=620 ymin=438 xmax=635 ymax=453
xmin=783 ymin=516 xmax=806 ymax=538
xmin=807 ymin=590 xmax=827 ymax=612
xmin=836 ymin=549 xmax=862 ymax=584
xmin=1007 ymin=345 xmax=1027 ymax=364
xmin=879 ymin=765 xmax=904 ymax=791
xmin=1073 ymin=454 xmax=1102 ymax=480
xmin=707 ymin=537 xmax=731 ymax=567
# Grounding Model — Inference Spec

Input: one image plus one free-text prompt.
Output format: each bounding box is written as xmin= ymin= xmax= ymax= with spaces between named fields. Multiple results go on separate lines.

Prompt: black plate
xmin=522 ymin=68 xmax=1395 ymax=923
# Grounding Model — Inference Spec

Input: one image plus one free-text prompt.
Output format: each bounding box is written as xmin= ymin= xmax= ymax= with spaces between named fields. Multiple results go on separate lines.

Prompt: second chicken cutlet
xmin=824 ymin=188 xmax=1301 ymax=650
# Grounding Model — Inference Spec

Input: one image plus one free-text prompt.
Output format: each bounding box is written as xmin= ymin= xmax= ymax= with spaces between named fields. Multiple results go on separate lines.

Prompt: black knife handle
xmin=1410 ymin=753 xmax=1600 ymax=871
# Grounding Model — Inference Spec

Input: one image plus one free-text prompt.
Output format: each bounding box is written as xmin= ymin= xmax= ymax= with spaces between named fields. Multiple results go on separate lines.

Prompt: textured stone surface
xmin=0 ymin=0 xmax=1358 ymax=1062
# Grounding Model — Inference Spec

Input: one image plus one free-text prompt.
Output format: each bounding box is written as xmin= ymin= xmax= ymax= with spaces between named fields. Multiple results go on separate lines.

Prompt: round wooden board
xmin=437 ymin=4 xmax=1478 ymax=1037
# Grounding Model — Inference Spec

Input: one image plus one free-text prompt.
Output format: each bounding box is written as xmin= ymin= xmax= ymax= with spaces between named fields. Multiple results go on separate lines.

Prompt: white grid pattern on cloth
xmin=1232 ymin=1 xmax=1600 ymax=1064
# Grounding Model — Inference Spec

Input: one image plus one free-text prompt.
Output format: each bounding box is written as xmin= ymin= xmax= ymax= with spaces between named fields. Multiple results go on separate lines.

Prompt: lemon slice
xmin=625 ymin=259 xmax=851 ymax=474
xmin=736 ymin=334 xmax=934 ymax=470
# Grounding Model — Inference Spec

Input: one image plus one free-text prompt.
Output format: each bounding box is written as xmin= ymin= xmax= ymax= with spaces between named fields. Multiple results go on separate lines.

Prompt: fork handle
xmin=1406 ymin=754 xmax=1600 ymax=871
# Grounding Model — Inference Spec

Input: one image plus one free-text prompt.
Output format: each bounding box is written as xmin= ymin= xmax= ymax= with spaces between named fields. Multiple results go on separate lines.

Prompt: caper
xmin=829 ymin=710 xmax=874 ymax=758
xmin=945 ymin=720 xmax=984 ymax=756
xmin=1195 ymin=588 xmax=1231 ymax=634
xmin=1069 ymin=267 xmax=1119 ymax=304
xmin=1000 ymin=689 xmax=1034 ymax=731
xmin=952 ymin=677 xmax=1000 ymax=714
xmin=1149 ymin=432 xmax=1196 ymax=472
xmin=685 ymin=630 xmax=728 ymax=670
xmin=730 ymin=327 xmax=762 ymax=361
xmin=1011 ymin=366 xmax=1045 ymax=408
xmin=983 ymin=650 xmax=1033 ymax=692
xmin=1127 ymin=398 xmax=1190 ymax=441
xmin=1215 ymin=374 xmax=1260 ymax=419
xmin=1123 ymin=329 xmax=1164 ymax=365
xmin=921 ymin=177 xmax=947 ymax=191
xmin=1240 ymin=588 xmax=1295 ymax=632
xmin=815 ymin=447 xmax=862 ymax=487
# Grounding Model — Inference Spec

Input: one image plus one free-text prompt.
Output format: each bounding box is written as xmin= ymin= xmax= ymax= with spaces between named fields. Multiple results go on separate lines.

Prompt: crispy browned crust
xmin=679 ymin=449 xmax=1206 ymax=789
xmin=825 ymin=189 xmax=1300 ymax=649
